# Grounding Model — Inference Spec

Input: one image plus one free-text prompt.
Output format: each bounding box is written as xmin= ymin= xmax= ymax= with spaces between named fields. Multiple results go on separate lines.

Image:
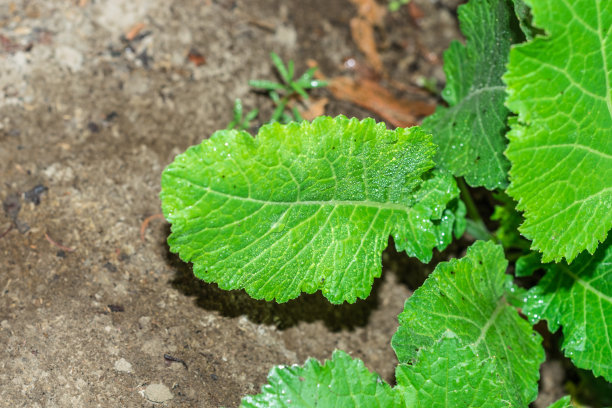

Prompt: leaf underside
xmin=161 ymin=116 xmax=461 ymax=304
xmin=422 ymin=0 xmax=519 ymax=189
xmin=392 ymin=241 xmax=544 ymax=405
xmin=521 ymin=237 xmax=612 ymax=381
xmin=504 ymin=0 xmax=612 ymax=262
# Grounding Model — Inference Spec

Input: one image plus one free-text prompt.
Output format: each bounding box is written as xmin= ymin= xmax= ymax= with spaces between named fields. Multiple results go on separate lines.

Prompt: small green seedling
xmin=388 ymin=0 xmax=410 ymax=12
xmin=226 ymin=99 xmax=259 ymax=131
xmin=249 ymin=52 xmax=327 ymax=123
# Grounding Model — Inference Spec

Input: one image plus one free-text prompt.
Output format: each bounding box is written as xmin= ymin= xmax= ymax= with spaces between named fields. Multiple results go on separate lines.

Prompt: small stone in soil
xmin=144 ymin=383 xmax=173 ymax=403
xmin=114 ymin=358 xmax=133 ymax=373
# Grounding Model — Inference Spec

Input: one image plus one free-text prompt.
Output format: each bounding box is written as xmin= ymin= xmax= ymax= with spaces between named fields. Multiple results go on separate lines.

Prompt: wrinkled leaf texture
xmin=504 ymin=0 xmax=612 ymax=262
xmin=161 ymin=116 xmax=462 ymax=304
xmin=422 ymin=0 xmax=521 ymax=189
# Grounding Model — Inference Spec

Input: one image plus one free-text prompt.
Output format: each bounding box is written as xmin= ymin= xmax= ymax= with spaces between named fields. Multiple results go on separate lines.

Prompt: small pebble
xmin=114 ymin=358 xmax=133 ymax=373
xmin=144 ymin=383 xmax=173 ymax=403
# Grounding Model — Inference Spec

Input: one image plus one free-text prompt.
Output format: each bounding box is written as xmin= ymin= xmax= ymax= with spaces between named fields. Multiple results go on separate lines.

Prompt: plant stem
xmin=465 ymin=219 xmax=494 ymax=241
xmin=457 ymin=177 xmax=494 ymax=241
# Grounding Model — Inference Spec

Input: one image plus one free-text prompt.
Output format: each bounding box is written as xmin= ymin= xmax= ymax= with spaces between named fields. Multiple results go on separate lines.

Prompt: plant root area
xmin=0 ymin=0 xmax=564 ymax=406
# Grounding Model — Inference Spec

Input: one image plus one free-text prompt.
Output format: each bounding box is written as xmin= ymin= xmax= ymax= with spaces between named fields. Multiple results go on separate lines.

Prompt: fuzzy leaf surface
xmin=161 ymin=116 xmax=460 ymax=304
xmin=421 ymin=0 xmax=519 ymax=189
xmin=521 ymin=238 xmax=612 ymax=381
xmin=392 ymin=241 xmax=544 ymax=405
xmin=240 ymin=350 xmax=398 ymax=408
xmin=504 ymin=0 xmax=612 ymax=262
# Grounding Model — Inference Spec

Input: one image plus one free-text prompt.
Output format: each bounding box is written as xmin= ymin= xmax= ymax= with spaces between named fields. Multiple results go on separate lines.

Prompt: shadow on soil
xmin=165 ymin=224 xmax=473 ymax=331
xmin=168 ymin=247 xmax=382 ymax=331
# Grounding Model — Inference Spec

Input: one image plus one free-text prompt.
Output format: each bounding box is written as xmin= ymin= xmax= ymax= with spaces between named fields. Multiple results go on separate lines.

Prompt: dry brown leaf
xmin=348 ymin=0 xmax=387 ymax=75
xmin=299 ymin=97 xmax=329 ymax=121
xmin=329 ymin=76 xmax=435 ymax=128
xmin=349 ymin=0 xmax=386 ymax=26
xmin=350 ymin=17 xmax=383 ymax=74
xmin=408 ymin=2 xmax=425 ymax=20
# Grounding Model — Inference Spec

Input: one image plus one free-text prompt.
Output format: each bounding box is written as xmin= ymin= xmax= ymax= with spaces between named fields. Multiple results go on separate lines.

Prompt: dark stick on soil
xmin=164 ymin=354 xmax=188 ymax=369
xmin=0 ymin=224 xmax=13 ymax=239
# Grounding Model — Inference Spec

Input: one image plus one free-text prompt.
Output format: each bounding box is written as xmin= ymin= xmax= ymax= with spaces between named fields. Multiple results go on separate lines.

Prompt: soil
xmin=0 ymin=0 xmax=567 ymax=407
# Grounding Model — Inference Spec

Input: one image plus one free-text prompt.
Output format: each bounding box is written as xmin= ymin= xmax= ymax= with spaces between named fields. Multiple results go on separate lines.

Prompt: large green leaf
xmin=241 ymin=350 xmax=398 ymax=408
xmin=161 ymin=116 xmax=461 ymax=304
xmin=504 ymin=0 xmax=612 ymax=262
xmin=392 ymin=240 xmax=544 ymax=405
xmin=421 ymin=0 xmax=521 ymax=189
xmin=521 ymin=238 xmax=612 ymax=381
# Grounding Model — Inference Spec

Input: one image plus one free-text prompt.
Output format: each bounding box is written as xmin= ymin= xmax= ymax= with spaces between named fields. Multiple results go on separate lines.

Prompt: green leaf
xmin=270 ymin=52 xmax=290 ymax=83
xmin=240 ymin=350 xmax=398 ymax=408
xmin=510 ymin=0 xmax=540 ymax=40
xmin=546 ymin=396 xmax=573 ymax=408
xmin=287 ymin=59 xmax=295 ymax=82
xmin=290 ymin=81 xmax=309 ymax=99
xmin=504 ymin=0 xmax=612 ymax=263
xmin=249 ymin=80 xmax=285 ymax=91
xmin=491 ymin=192 xmax=529 ymax=251
xmin=514 ymin=251 xmax=543 ymax=277
xmin=521 ymin=238 xmax=612 ymax=381
xmin=161 ymin=116 xmax=462 ymax=304
xmin=452 ymin=198 xmax=467 ymax=239
xmin=396 ymin=333 xmax=522 ymax=407
xmin=392 ymin=241 xmax=544 ymax=405
xmin=421 ymin=0 xmax=520 ymax=189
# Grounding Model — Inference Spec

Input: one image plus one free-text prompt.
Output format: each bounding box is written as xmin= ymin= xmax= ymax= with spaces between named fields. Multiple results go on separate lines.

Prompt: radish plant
xmin=161 ymin=0 xmax=610 ymax=405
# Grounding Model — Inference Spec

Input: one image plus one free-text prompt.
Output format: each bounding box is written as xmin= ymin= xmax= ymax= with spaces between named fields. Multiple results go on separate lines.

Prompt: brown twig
xmin=140 ymin=213 xmax=164 ymax=242
xmin=45 ymin=232 xmax=75 ymax=252
xmin=164 ymin=354 xmax=188 ymax=369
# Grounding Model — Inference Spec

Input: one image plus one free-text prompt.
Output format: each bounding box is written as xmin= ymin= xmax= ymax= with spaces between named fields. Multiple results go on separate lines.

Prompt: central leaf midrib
xmin=178 ymin=175 xmax=414 ymax=212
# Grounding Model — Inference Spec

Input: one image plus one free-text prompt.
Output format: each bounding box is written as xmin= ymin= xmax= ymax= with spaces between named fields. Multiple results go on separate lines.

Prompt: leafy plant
xmin=249 ymin=52 xmax=327 ymax=124
xmin=161 ymin=0 xmax=610 ymax=405
xmin=227 ymin=98 xmax=259 ymax=131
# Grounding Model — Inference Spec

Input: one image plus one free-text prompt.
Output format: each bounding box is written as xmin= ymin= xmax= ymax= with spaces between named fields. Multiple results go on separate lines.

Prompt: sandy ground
xmin=0 ymin=0 xmax=568 ymax=407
